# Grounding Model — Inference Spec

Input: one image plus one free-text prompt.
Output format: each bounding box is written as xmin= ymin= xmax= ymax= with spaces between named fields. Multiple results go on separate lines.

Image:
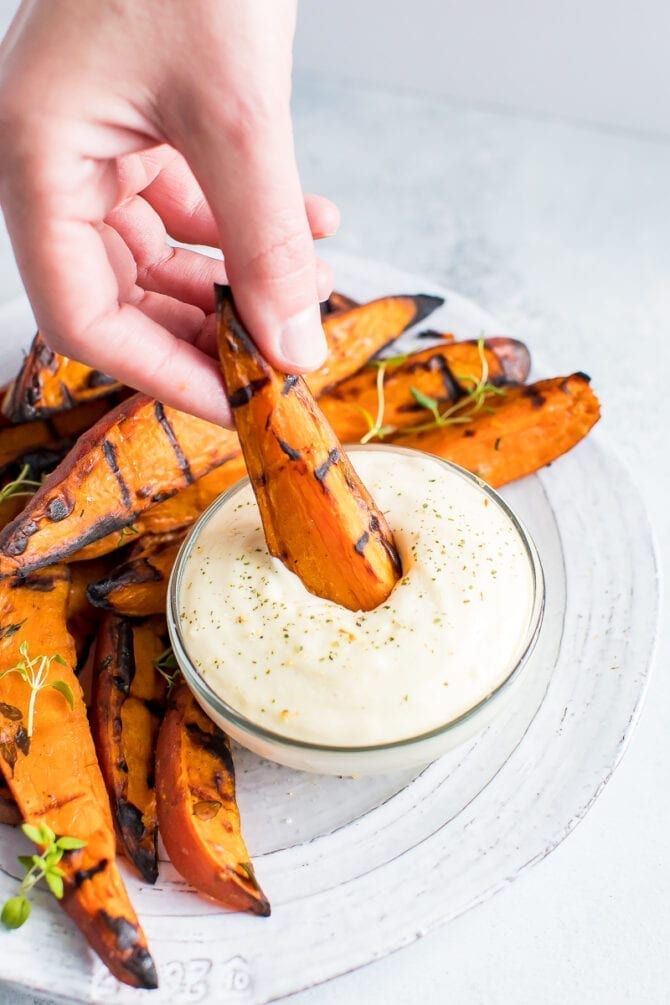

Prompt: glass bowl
xmin=167 ymin=445 xmax=545 ymax=776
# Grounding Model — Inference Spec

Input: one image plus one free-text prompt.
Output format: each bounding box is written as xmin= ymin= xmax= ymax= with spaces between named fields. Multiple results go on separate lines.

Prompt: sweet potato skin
xmin=217 ymin=285 xmax=402 ymax=612
xmin=0 ymin=398 xmax=112 ymax=477
xmin=155 ymin=681 xmax=270 ymax=915
xmin=91 ymin=613 xmax=167 ymax=883
xmin=0 ymin=568 xmax=157 ymax=989
xmin=392 ymin=373 xmax=601 ymax=487
xmin=2 ymin=332 xmax=123 ymax=422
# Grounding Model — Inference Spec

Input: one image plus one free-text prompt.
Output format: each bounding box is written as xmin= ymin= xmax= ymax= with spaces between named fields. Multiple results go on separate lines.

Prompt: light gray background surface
xmin=1 ymin=2 xmax=669 ymax=1003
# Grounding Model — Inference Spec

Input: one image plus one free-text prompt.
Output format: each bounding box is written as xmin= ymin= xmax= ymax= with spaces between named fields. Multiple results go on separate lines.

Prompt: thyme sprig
xmin=405 ymin=338 xmax=506 ymax=433
xmin=0 ymin=465 xmax=42 ymax=505
xmin=358 ymin=355 xmax=408 ymax=444
xmin=153 ymin=646 xmax=180 ymax=695
xmin=1 ymin=822 xmax=86 ymax=930
xmin=117 ymin=523 xmax=140 ymax=545
xmin=0 ymin=642 xmax=74 ymax=738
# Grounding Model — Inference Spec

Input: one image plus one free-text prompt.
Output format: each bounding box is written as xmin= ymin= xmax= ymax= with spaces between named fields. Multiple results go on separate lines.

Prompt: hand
xmin=0 ymin=0 xmax=339 ymax=426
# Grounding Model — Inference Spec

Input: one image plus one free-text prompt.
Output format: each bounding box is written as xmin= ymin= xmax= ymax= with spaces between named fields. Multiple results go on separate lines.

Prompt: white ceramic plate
xmin=0 ymin=255 xmax=659 ymax=1005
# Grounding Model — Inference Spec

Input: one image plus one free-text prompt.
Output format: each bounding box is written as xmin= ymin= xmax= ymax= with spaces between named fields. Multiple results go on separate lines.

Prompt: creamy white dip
xmin=178 ymin=449 xmax=536 ymax=746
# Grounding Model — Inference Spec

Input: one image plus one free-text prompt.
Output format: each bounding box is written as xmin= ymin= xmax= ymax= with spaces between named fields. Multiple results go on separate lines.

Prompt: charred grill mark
xmin=3 ymin=519 xmax=39 ymax=557
xmin=276 ymin=437 xmax=302 ymax=461
xmin=282 ymin=375 xmax=299 ymax=395
xmin=411 ymin=294 xmax=446 ymax=324
xmin=111 ymin=619 xmax=135 ymax=695
xmin=88 ymin=559 xmax=162 ymax=608
xmin=102 ymin=439 xmax=132 ymax=510
xmin=354 ymin=532 xmax=369 ymax=555
xmin=254 ymin=473 xmax=267 ymax=488
xmin=314 ymin=448 xmax=340 ymax=484
xmin=86 ymin=370 xmax=117 ymax=388
xmin=0 ymin=703 xmax=22 ymax=721
xmin=15 ymin=726 xmax=30 ymax=756
xmin=522 ymin=386 xmax=546 ymax=409
xmin=97 ymin=911 xmax=158 ymax=989
xmin=228 ymin=377 xmax=271 ymax=408
xmin=117 ymin=798 xmax=147 ymax=842
xmin=0 ymin=620 xmax=26 ymax=641
xmin=368 ymin=515 xmax=402 ymax=574
xmin=46 ymin=493 xmax=74 ymax=522
xmin=0 ymin=740 xmax=17 ymax=773
xmin=72 ymin=858 xmax=109 ymax=888
xmin=153 ymin=402 xmax=194 ymax=484
xmin=13 ymin=572 xmax=58 ymax=592
xmin=186 ymin=721 xmax=235 ymax=776
xmin=463 ymin=429 xmax=475 ymax=438
xmin=117 ymin=757 xmax=129 ymax=773
xmin=130 ymin=840 xmax=158 ymax=885
xmin=58 ymin=382 xmax=75 ymax=411
xmin=143 ymin=697 xmax=164 ymax=719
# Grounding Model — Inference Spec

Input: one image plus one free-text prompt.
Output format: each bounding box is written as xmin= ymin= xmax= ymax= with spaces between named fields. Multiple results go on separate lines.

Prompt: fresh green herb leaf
xmin=153 ymin=647 xmax=181 ymax=695
xmin=1 ymin=896 xmax=31 ymax=929
xmin=2 ymin=826 xmax=87 ymax=928
xmin=56 ymin=836 xmax=87 ymax=851
xmin=49 ymin=680 xmax=75 ymax=710
xmin=0 ymin=466 xmax=42 ymax=507
xmin=1 ymin=644 xmax=73 ymax=738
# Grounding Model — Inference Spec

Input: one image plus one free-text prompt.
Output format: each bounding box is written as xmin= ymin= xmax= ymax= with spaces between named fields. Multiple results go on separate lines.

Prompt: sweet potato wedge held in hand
xmin=2 ymin=332 xmax=123 ymax=423
xmin=0 ymin=568 xmax=157 ymax=989
xmin=91 ymin=613 xmax=167 ymax=883
xmin=392 ymin=372 xmax=601 ymax=487
xmin=217 ymin=285 xmax=401 ymax=611
xmin=155 ymin=680 xmax=270 ymax=916
xmin=0 ymin=294 xmax=441 ymax=578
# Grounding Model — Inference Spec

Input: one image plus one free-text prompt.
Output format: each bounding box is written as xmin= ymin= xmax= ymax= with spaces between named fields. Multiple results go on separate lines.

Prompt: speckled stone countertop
xmin=1 ymin=75 xmax=669 ymax=1004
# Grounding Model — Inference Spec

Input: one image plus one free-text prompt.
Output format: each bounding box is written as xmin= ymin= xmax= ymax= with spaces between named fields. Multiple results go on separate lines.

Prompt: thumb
xmin=176 ymin=107 xmax=328 ymax=373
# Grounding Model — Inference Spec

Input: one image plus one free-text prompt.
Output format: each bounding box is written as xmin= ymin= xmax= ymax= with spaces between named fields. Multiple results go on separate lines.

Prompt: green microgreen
xmin=1 ymin=822 xmax=86 ymax=930
xmin=153 ymin=646 xmax=180 ymax=695
xmin=404 ymin=338 xmax=507 ymax=434
xmin=117 ymin=523 xmax=140 ymax=545
xmin=0 ymin=642 xmax=73 ymax=738
xmin=0 ymin=465 xmax=42 ymax=506
xmin=358 ymin=355 xmax=408 ymax=444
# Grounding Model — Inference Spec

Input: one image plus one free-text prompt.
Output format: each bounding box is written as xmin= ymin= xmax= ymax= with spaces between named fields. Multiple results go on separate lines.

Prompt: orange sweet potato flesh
xmin=392 ymin=373 xmax=601 ymax=487
xmin=0 ymin=568 xmax=157 ymax=989
xmin=155 ymin=681 xmax=270 ymax=915
xmin=0 ymin=398 xmax=112 ymax=476
xmin=217 ymin=285 xmax=402 ymax=611
xmin=66 ymin=556 xmax=113 ymax=670
xmin=2 ymin=332 xmax=123 ymax=422
xmin=91 ymin=613 xmax=167 ymax=883
xmin=319 ymin=336 xmax=531 ymax=444
xmin=0 ymin=294 xmax=442 ymax=577
xmin=87 ymin=533 xmax=184 ymax=617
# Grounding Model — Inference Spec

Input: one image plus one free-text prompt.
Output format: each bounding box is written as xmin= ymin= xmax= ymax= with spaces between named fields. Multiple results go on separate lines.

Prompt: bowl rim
xmin=167 ymin=444 xmax=546 ymax=754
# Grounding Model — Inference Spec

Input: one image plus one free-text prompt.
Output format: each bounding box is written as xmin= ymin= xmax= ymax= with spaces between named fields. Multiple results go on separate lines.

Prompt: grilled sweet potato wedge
xmin=0 ymin=568 xmax=157 ymax=989
xmin=392 ymin=372 xmax=600 ymax=487
xmin=217 ymin=285 xmax=401 ymax=611
xmin=0 ymin=398 xmax=112 ymax=478
xmin=0 ymin=294 xmax=442 ymax=578
xmin=2 ymin=332 xmax=123 ymax=423
xmin=0 ymin=394 xmax=239 ymax=577
xmin=156 ymin=680 xmax=270 ymax=915
xmin=91 ymin=613 xmax=167 ymax=884
xmin=319 ymin=336 xmax=531 ymax=443
xmin=87 ymin=533 xmax=184 ymax=617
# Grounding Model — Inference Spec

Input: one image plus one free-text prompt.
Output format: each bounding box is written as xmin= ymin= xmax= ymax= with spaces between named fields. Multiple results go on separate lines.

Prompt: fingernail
xmin=279 ymin=304 xmax=328 ymax=370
